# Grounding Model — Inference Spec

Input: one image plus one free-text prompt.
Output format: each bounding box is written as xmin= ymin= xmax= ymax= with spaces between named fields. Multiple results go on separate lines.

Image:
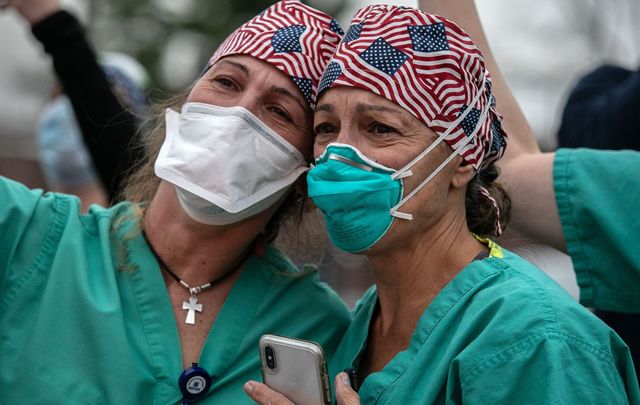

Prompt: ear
xmin=451 ymin=160 xmax=476 ymax=189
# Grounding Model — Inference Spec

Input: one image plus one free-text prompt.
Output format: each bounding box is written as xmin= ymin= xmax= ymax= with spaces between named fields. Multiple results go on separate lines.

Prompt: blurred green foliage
xmin=88 ymin=0 xmax=346 ymax=91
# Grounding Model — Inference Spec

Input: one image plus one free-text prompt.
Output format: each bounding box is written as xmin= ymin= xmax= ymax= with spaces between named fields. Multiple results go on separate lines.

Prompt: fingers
xmin=243 ymin=381 xmax=295 ymax=405
xmin=334 ymin=372 xmax=361 ymax=405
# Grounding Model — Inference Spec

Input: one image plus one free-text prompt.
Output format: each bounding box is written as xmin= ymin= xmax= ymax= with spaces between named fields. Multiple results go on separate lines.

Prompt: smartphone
xmin=259 ymin=334 xmax=332 ymax=405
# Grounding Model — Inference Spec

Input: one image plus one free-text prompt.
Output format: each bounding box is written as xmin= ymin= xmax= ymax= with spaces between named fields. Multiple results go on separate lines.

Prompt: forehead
xmin=317 ymin=86 xmax=413 ymax=116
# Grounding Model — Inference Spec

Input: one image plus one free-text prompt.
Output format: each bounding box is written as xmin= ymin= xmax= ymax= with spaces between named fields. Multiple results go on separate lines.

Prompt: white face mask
xmin=155 ymin=102 xmax=308 ymax=225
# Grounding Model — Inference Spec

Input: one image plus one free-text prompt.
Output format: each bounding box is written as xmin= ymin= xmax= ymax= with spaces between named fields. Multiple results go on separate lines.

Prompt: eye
xmin=370 ymin=122 xmax=396 ymax=135
xmin=268 ymin=106 xmax=292 ymax=122
xmin=214 ymin=76 xmax=238 ymax=90
xmin=313 ymin=122 xmax=337 ymax=136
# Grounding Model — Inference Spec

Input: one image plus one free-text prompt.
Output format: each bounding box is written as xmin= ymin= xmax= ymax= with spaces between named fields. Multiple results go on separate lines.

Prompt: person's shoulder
xmin=472 ymin=248 xmax=598 ymax=328
xmin=0 ymin=175 xmax=70 ymax=218
xmin=454 ymin=249 xmax=632 ymax=393
xmin=82 ymin=200 xmax=140 ymax=230
xmin=461 ymin=247 xmax=625 ymax=360
xmin=0 ymin=177 xmax=83 ymax=256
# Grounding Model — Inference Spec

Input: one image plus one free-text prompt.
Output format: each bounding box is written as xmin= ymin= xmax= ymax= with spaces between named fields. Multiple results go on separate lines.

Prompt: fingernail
xmin=339 ymin=372 xmax=350 ymax=386
xmin=244 ymin=381 xmax=253 ymax=393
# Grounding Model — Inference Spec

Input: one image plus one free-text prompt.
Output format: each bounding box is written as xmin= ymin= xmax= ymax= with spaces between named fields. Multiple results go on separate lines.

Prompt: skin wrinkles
xmin=314 ymin=90 xmax=441 ymax=169
xmin=216 ymin=58 xmax=311 ymax=117
xmin=269 ymin=85 xmax=310 ymax=118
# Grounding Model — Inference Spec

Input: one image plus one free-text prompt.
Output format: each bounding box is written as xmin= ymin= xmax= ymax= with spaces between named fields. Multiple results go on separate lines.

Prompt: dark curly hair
xmin=465 ymin=162 xmax=511 ymax=237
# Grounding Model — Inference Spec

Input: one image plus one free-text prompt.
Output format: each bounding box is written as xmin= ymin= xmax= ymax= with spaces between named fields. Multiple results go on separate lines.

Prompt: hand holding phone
xmin=259 ymin=334 xmax=332 ymax=405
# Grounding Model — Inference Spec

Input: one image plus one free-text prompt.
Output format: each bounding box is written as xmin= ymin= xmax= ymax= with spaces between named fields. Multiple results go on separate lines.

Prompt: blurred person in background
xmin=558 ymin=65 xmax=640 ymax=151
xmin=245 ymin=2 xmax=638 ymax=404
xmin=9 ymin=0 xmax=148 ymax=205
xmin=0 ymin=1 xmax=350 ymax=403
xmin=0 ymin=0 xmax=59 ymax=188
xmin=36 ymin=52 xmax=148 ymax=212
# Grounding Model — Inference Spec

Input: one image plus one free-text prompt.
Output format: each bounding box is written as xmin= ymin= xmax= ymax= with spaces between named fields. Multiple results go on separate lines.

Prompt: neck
xmin=367 ymin=205 xmax=485 ymax=338
xmin=143 ymin=182 xmax=272 ymax=285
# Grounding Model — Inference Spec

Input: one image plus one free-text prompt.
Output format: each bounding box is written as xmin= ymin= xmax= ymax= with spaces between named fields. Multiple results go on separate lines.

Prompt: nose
xmin=333 ymin=123 xmax=365 ymax=150
xmin=234 ymin=92 xmax=260 ymax=116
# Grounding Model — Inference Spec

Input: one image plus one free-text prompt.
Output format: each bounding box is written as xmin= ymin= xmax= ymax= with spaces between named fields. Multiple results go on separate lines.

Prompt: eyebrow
xmin=315 ymin=103 xmax=334 ymax=113
xmin=216 ymin=59 xmax=250 ymax=77
xmin=356 ymin=103 xmax=404 ymax=114
xmin=270 ymin=86 xmax=309 ymax=115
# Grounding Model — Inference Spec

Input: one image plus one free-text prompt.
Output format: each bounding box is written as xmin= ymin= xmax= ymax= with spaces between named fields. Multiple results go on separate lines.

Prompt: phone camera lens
xmin=265 ymin=345 xmax=276 ymax=369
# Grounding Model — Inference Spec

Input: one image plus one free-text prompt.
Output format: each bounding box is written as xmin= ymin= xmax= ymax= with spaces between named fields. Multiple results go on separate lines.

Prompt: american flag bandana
xmin=207 ymin=0 xmax=344 ymax=108
xmin=317 ymin=5 xmax=507 ymax=170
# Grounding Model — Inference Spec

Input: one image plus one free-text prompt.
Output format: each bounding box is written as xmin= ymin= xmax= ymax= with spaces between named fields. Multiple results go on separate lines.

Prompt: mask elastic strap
xmin=391 ymin=72 xmax=488 ymax=181
xmin=390 ymin=100 xmax=491 ymax=221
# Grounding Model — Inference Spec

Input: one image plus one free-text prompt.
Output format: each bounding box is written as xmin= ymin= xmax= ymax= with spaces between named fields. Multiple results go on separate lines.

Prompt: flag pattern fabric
xmin=207 ymin=0 xmax=343 ymax=108
xmin=318 ymin=5 xmax=507 ymax=170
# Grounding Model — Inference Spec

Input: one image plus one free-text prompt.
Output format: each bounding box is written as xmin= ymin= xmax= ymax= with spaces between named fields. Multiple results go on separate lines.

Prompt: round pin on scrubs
xmin=179 ymin=363 xmax=212 ymax=404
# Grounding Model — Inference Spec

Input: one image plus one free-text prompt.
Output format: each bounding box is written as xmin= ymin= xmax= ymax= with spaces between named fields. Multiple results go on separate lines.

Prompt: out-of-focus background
xmin=1 ymin=0 xmax=639 ymax=307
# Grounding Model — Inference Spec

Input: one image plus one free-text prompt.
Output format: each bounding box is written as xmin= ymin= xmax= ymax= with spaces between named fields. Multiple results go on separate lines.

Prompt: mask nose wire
xmin=390 ymin=98 xmax=491 ymax=221
xmin=391 ymin=72 xmax=488 ymax=181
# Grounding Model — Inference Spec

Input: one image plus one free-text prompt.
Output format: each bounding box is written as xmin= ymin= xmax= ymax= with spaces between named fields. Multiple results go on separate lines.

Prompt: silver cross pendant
xmin=183 ymin=296 xmax=203 ymax=325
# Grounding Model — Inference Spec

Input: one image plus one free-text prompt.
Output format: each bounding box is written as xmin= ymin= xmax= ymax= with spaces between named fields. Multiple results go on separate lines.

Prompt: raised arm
xmin=419 ymin=0 xmax=567 ymax=252
xmin=12 ymin=0 xmax=142 ymax=203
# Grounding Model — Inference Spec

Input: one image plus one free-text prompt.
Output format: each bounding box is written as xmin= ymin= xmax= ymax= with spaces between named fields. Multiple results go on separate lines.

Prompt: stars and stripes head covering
xmin=317 ymin=5 xmax=507 ymax=170
xmin=207 ymin=0 xmax=344 ymax=108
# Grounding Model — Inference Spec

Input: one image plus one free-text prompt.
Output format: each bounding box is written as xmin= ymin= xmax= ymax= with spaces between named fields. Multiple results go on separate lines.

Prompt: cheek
xmin=312 ymin=142 xmax=326 ymax=159
xmin=286 ymin=131 xmax=313 ymax=158
xmin=397 ymin=154 xmax=455 ymax=212
xmin=185 ymin=80 xmax=208 ymax=102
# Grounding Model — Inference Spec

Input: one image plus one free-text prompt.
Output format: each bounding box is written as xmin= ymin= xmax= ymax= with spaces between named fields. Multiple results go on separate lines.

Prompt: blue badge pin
xmin=179 ymin=363 xmax=212 ymax=404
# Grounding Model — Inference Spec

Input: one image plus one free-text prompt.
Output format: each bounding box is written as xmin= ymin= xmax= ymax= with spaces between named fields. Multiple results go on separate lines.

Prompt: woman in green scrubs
xmin=0 ymin=1 xmax=350 ymax=403
xmin=245 ymin=2 xmax=639 ymax=404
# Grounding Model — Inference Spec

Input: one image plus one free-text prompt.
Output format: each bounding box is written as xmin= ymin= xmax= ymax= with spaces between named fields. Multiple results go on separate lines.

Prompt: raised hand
xmin=7 ymin=0 xmax=61 ymax=25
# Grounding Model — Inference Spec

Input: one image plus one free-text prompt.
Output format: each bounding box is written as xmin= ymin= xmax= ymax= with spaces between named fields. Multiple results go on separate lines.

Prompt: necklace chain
xmin=142 ymin=230 xmax=256 ymax=324
xmin=142 ymin=230 xmax=255 ymax=297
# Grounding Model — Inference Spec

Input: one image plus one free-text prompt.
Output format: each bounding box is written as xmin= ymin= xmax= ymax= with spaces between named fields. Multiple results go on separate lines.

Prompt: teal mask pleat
xmin=307 ymin=144 xmax=402 ymax=253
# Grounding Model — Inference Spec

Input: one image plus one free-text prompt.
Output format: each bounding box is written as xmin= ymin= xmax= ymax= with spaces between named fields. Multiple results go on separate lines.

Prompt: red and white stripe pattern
xmin=207 ymin=0 xmax=343 ymax=108
xmin=319 ymin=5 xmax=507 ymax=170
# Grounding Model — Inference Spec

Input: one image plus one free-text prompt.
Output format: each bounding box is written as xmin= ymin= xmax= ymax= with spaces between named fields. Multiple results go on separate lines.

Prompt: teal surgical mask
xmin=308 ymin=80 xmax=490 ymax=253
xmin=308 ymin=143 xmax=404 ymax=253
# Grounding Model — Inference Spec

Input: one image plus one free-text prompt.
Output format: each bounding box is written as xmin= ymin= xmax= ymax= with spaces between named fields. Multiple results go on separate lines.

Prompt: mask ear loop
xmin=390 ymin=99 xmax=492 ymax=220
xmin=391 ymin=71 xmax=488 ymax=182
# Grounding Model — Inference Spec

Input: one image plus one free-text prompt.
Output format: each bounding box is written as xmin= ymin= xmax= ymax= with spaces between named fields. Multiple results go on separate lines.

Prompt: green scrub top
xmin=329 ymin=238 xmax=639 ymax=404
xmin=0 ymin=176 xmax=351 ymax=404
xmin=554 ymin=148 xmax=640 ymax=312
